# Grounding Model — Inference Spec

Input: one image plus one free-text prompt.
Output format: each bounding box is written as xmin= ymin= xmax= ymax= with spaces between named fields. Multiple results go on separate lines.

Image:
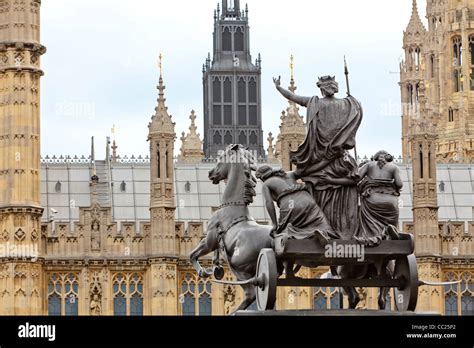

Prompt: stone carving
xmin=89 ymin=271 xmax=102 ymax=316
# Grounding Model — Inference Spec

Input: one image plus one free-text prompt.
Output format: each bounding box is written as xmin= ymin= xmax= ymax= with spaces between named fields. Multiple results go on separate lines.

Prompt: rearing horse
xmin=190 ymin=144 xmax=273 ymax=312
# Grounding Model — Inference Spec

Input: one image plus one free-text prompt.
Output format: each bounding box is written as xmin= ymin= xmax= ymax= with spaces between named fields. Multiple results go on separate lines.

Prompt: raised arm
xmin=273 ymin=76 xmax=311 ymax=107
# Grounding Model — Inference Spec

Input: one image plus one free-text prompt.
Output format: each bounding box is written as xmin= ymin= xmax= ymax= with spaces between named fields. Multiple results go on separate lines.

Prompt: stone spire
xmin=266 ymin=132 xmax=279 ymax=163
xmin=278 ymin=57 xmax=306 ymax=170
xmin=147 ymin=54 xmax=178 ymax=315
xmin=405 ymin=0 xmax=426 ymax=35
xmin=178 ymin=110 xmax=204 ymax=163
xmin=149 ymin=54 xmax=175 ymax=136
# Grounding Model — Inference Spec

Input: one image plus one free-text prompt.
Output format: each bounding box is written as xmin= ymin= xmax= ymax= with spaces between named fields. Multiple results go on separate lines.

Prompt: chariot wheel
xmin=394 ymin=254 xmax=419 ymax=312
xmin=255 ymin=248 xmax=278 ymax=311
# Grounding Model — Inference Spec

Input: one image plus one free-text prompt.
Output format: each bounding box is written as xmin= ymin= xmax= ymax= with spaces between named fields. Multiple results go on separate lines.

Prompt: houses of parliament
xmin=0 ymin=0 xmax=472 ymax=316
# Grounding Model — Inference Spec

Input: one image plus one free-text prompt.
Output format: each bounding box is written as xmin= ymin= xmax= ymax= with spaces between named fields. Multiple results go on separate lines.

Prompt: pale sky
xmin=40 ymin=0 xmax=426 ymax=159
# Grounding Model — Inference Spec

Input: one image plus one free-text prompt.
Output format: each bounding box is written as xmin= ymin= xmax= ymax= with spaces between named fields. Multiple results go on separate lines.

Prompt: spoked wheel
xmin=255 ymin=248 xmax=278 ymax=311
xmin=394 ymin=254 xmax=419 ymax=312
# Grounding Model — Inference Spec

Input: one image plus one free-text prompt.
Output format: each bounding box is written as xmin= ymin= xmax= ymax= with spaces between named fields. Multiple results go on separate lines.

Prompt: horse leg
xmin=190 ymin=230 xmax=218 ymax=278
xmin=345 ymin=286 xmax=360 ymax=309
xmin=232 ymin=284 xmax=257 ymax=314
xmin=378 ymin=260 xmax=395 ymax=310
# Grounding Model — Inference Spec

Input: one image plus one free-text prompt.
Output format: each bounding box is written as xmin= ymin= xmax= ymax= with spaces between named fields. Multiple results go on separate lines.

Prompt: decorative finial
xmin=290 ymin=54 xmax=294 ymax=81
xmin=158 ymin=53 xmax=163 ymax=78
xmin=289 ymin=54 xmax=296 ymax=93
xmin=111 ymin=125 xmax=118 ymax=163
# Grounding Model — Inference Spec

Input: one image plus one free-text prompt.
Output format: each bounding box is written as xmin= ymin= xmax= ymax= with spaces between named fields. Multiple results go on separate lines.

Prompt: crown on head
xmin=318 ymin=75 xmax=336 ymax=82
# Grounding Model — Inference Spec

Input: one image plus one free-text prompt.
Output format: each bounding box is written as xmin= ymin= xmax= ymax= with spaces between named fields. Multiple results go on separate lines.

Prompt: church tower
xmin=400 ymin=0 xmax=427 ymax=162
xmin=278 ymin=56 xmax=306 ymax=171
xmin=0 ymin=0 xmax=46 ymax=315
xmin=203 ymin=0 xmax=264 ymax=158
xmin=401 ymin=0 xmax=474 ymax=163
xmin=409 ymin=82 xmax=443 ymax=313
xmin=147 ymin=57 xmax=178 ymax=315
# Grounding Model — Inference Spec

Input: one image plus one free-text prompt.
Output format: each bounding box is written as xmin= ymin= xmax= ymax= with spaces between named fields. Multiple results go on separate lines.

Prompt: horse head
xmin=208 ymin=144 xmax=258 ymax=205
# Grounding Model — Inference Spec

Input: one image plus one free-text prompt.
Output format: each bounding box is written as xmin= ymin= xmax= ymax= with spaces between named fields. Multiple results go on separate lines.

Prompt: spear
xmin=344 ymin=56 xmax=358 ymax=164
xmin=344 ymin=55 xmax=351 ymax=97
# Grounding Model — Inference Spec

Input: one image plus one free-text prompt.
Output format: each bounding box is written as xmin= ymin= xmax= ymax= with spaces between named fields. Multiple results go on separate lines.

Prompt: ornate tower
xmin=409 ymin=82 xmax=443 ymax=313
xmin=400 ymin=0 xmax=427 ymax=162
xmin=401 ymin=0 xmax=474 ymax=162
xmin=0 ymin=0 xmax=46 ymax=315
xmin=278 ymin=56 xmax=306 ymax=171
xmin=178 ymin=110 xmax=204 ymax=163
xmin=147 ymin=57 xmax=178 ymax=315
xmin=202 ymin=0 xmax=264 ymax=158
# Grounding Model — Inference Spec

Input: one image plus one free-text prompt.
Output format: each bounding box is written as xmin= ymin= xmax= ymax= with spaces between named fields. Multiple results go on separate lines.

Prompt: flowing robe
xmin=354 ymin=178 xmax=400 ymax=246
xmin=292 ymin=96 xmax=363 ymax=239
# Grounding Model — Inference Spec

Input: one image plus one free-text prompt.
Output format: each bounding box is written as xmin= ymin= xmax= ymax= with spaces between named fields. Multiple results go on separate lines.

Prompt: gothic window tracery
xmin=180 ymin=273 xmax=212 ymax=316
xmin=312 ymin=287 xmax=341 ymax=310
xmin=47 ymin=273 xmax=79 ymax=316
xmin=444 ymin=272 xmax=474 ymax=315
xmin=453 ymin=36 xmax=463 ymax=92
xmin=113 ymin=273 xmax=144 ymax=316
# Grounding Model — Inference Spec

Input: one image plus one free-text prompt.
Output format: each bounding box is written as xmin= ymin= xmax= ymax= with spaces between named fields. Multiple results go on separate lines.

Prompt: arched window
xmin=113 ymin=273 xmax=144 ymax=316
xmin=414 ymin=47 xmax=421 ymax=71
xmin=445 ymin=283 xmax=458 ymax=316
xmin=224 ymin=131 xmax=233 ymax=145
xmin=407 ymin=84 xmax=413 ymax=106
xmin=157 ymin=149 xmax=161 ymax=178
xmin=444 ymin=272 xmax=474 ymax=315
xmin=238 ymin=131 xmax=247 ymax=145
xmin=213 ymin=79 xmax=221 ymax=102
xmin=453 ymin=37 xmax=462 ymax=66
xmin=223 ymin=78 xmax=232 ymax=103
xmin=213 ymin=132 xmax=222 ymax=145
xmin=329 ymin=287 xmax=341 ymax=309
xmin=469 ymin=36 xmax=474 ymax=90
xmin=415 ymin=83 xmax=420 ymax=104
xmin=313 ymin=288 xmax=327 ymax=310
xmin=249 ymin=131 xmax=258 ymax=146
xmin=222 ymin=27 xmax=232 ymax=51
xmin=120 ymin=181 xmax=126 ymax=192
xmin=113 ymin=275 xmax=127 ymax=316
xmin=448 ymin=107 xmax=454 ymax=122
xmin=180 ymin=273 xmax=212 ymax=316
xmin=430 ymin=54 xmax=435 ymax=78
xmin=234 ymin=27 xmax=244 ymax=51
xmin=419 ymin=144 xmax=424 ymax=179
xmin=248 ymin=79 xmax=257 ymax=103
xmin=165 ymin=150 xmax=169 ymax=178
xmin=313 ymin=286 xmax=341 ymax=310
xmin=453 ymin=37 xmax=463 ymax=92
xmin=47 ymin=273 xmax=79 ymax=316
xmin=55 ymin=181 xmax=62 ymax=193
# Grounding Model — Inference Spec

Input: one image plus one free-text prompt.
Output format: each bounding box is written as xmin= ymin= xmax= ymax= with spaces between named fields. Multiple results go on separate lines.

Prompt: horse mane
xmin=224 ymin=144 xmax=257 ymax=205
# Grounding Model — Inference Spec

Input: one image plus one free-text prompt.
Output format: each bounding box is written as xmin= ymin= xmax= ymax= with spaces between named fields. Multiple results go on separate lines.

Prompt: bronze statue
xmin=355 ymin=150 xmax=403 ymax=246
xmin=274 ymin=75 xmax=362 ymax=240
xmin=256 ymin=165 xmax=337 ymax=244
xmin=190 ymin=145 xmax=273 ymax=312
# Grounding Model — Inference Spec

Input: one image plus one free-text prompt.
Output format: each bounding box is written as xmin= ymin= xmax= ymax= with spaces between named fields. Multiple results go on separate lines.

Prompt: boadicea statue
xmin=190 ymin=63 xmax=460 ymax=314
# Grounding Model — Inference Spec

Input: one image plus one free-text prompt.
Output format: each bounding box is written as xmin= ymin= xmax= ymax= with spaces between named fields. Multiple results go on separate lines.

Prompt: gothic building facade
xmin=202 ymin=0 xmax=265 ymax=158
xmin=0 ymin=0 xmax=472 ymax=316
xmin=401 ymin=0 xmax=474 ymax=163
